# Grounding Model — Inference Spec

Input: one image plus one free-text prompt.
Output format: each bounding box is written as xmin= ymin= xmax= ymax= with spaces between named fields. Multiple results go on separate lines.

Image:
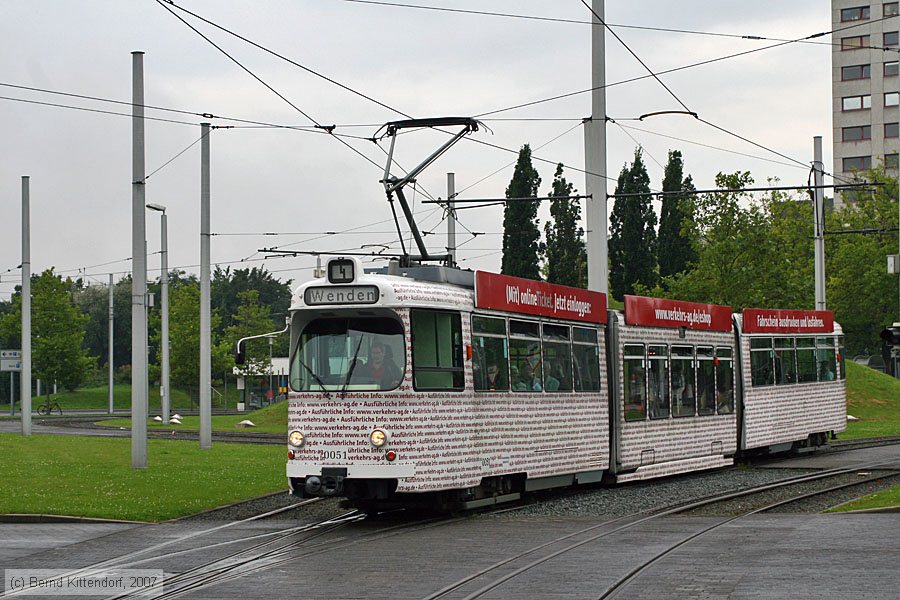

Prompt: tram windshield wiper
xmin=296 ymin=353 xmax=331 ymax=399
xmin=340 ymin=335 xmax=365 ymax=399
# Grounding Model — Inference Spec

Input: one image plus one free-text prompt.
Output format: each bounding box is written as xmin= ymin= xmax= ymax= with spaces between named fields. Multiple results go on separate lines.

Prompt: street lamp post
xmin=146 ymin=203 xmax=170 ymax=424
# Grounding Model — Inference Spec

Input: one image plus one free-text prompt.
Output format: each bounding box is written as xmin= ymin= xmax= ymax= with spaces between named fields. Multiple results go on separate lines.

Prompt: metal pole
xmin=108 ymin=273 xmax=114 ymax=415
xmin=9 ymin=372 xmax=14 ymax=416
xmin=200 ymin=122 xmax=212 ymax=449
xmin=268 ymin=336 xmax=273 ymax=404
xmin=447 ymin=173 xmax=456 ymax=267
xmin=160 ymin=212 xmax=170 ymax=425
xmin=813 ymin=136 xmax=826 ymax=311
xmin=584 ymin=0 xmax=608 ymax=294
xmin=21 ymin=175 xmax=31 ymax=436
xmin=131 ymin=51 xmax=148 ymax=468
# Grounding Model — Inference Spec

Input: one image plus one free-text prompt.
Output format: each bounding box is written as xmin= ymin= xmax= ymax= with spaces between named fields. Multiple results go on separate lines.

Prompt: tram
xmin=260 ymin=256 xmax=846 ymax=511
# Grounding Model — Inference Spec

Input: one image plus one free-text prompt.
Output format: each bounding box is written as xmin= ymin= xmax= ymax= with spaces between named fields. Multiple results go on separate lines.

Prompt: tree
xmin=502 ymin=144 xmax=542 ymax=280
xmin=657 ymin=150 xmax=697 ymax=282
xmin=543 ymin=163 xmax=587 ymax=287
xmin=609 ymin=149 xmax=658 ymax=300
xmin=212 ymin=266 xmax=292 ymax=334
xmin=163 ymin=280 xmax=230 ymax=389
xmin=826 ymin=167 xmax=899 ymax=356
xmin=225 ymin=290 xmax=280 ymax=377
xmin=0 ymin=269 xmax=93 ymax=393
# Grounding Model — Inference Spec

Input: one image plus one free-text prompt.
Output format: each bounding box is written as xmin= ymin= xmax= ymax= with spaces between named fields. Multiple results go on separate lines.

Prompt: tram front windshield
xmin=291 ymin=316 xmax=404 ymax=392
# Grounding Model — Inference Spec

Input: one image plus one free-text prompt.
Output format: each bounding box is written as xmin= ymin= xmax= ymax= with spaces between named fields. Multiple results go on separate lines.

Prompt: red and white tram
xmin=278 ymin=257 xmax=846 ymax=510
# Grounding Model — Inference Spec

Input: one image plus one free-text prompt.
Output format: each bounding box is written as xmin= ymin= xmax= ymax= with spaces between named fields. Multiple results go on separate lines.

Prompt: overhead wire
xmin=156 ymin=0 xmax=386 ymax=172
xmin=580 ymin=0 xmax=692 ymax=114
xmin=475 ymin=14 xmax=900 ymax=119
xmin=338 ymin=0 xmax=891 ymax=51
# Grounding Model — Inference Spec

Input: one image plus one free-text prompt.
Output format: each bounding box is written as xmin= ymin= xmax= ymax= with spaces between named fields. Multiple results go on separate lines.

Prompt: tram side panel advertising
xmin=742 ymin=308 xmax=834 ymax=334
xmin=474 ymin=271 xmax=607 ymax=324
xmin=623 ymin=295 xmax=732 ymax=331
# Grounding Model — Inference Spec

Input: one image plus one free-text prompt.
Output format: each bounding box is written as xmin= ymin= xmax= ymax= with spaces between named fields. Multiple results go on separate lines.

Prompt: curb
xmin=0 ymin=514 xmax=146 ymax=524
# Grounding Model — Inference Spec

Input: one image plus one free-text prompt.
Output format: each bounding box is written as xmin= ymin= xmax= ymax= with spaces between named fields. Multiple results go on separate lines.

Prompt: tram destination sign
xmin=742 ymin=308 xmax=834 ymax=334
xmin=624 ymin=296 xmax=732 ymax=331
xmin=304 ymin=285 xmax=380 ymax=306
xmin=474 ymin=271 xmax=607 ymax=324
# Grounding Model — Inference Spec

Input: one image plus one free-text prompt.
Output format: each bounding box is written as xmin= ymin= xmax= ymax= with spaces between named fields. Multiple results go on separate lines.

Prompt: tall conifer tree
xmin=544 ymin=164 xmax=587 ymax=287
xmin=658 ymin=150 xmax=697 ymax=282
xmin=609 ymin=149 xmax=658 ymax=300
xmin=501 ymin=144 xmax=542 ymax=280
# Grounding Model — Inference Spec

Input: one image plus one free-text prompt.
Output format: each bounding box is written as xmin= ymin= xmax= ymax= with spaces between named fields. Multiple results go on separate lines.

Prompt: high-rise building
xmin=832 ymin=1 xmax=900 ymax=204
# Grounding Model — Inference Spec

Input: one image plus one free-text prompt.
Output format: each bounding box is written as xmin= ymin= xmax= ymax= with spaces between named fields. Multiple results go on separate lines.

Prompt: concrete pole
xmin=131 ymin=51 xmax=148 ymax=468
xmin=813 ymin=137 xmax=826 ymax=311
xmin=108 ymin=273 xmax=114 ymax=415
xmin=200 ymin=122 xmax=212 ymax=449
xmin=160 ymin=212 xmax=170 ymax=425
xmin=447 ymin=173 xmax=456 ymax=267
xmin=584 ymin=0 xmax=608 ymax=294
xmin=21 ymin=176 xmax=31 ymax=436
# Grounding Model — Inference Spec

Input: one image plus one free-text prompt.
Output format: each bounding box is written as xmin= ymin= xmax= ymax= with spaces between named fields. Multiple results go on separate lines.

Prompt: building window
xmin=842 ymin=64 xmax=871 ymax=80
xmin=842 ymin=35 xmax=871 ymax=50
xmin=841 ymin=6 xmax=871 ymax=20
xmin=886 ymin=153 xmax=899 ymax=168
xmin=886 ymin=2 xmax=899 ymax=17
xmin=843 ymin=155 xmax=873 ymax=171
xmin=842 ymin=95 xmax=871 ymax=110
xmin=887 ymin=92 xmax=900 ymax=106
xmin=885 ymin=31 xmax=899 ymax=46
xmin=886 ymin=122 xmax=899 ymax=138
xmin=886 ymin=61 xmax=899 ymax=76
xmin=843 ymin=125 xmax=872 ymax=141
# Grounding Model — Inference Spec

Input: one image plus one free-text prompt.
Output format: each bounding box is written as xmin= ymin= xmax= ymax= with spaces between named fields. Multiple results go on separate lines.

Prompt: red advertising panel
xmin=742 ymin=308 xmax=834 ymax=334
xmin=624 ymin=295 xmax=733 ymax=331
xmin=474 ymin=271 xmax=607 ymax=324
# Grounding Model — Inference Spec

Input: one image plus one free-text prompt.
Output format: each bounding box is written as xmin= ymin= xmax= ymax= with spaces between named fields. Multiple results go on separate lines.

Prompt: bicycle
xmin=36 ymin=396 xmax=62 ymax=416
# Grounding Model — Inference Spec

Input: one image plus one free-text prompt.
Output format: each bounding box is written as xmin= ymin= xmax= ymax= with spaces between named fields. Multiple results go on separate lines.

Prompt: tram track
xmin=421 ymin=460 xmax=900 ymax=600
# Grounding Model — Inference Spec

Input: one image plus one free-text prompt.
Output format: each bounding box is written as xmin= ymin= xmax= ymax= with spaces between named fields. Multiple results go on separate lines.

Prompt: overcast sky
xmin=0 ymin=0 xmax=834 ymax=300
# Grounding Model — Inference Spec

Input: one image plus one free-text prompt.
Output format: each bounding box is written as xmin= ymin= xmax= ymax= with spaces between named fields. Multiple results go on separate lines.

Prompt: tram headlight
xmin=288 ymin=430 xmax=305 ymax=448
xmin=370 ymin=429 xmax=388 ymax=448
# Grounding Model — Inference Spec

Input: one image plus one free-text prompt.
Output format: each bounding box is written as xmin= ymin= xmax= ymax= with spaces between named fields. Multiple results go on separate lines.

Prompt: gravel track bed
xmin=766 ymin=471 xmax=900 ymax=514
xmin=480 ymin=467 xmax=817 ymax=520
xmin=679 ymin=470 xmax=900 ymax=517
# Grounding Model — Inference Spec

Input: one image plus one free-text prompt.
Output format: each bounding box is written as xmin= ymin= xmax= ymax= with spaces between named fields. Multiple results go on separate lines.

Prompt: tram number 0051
xmin=320 ymin=449 xmax=348 ymax=461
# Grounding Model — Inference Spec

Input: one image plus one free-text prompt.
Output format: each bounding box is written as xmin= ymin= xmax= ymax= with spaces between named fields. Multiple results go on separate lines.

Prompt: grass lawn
xmin=0 ymin=383 xmax=245 ymax=413
xmin=0 ymin=434 xmax=286 ymax=521
xmin=842 ymin=361 xmax=900 ymax=440
xmin=95 ymin=401 xmax=288 ymax=435
xmin=827 ymin=485 xmax=900 ymax=512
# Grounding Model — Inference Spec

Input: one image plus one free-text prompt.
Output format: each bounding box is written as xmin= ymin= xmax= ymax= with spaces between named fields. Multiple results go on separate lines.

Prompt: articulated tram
xmin=278 ymin=257 xmax=846 ymax=510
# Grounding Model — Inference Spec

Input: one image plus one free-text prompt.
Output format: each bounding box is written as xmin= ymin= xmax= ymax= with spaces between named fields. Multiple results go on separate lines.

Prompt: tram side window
xmin=542 ymin=324 xmax=573 ymax=392
xmin=648 ymin=345 xmax=670 ymax=419
xmin=838 ymin=336 xmax=847 ymax=380
xmin=623 ymin=344 xmax=646 ymax=421
xmin=472 ymin=315 xmax=509 ymax=392
xmin=671 ymin=346 xmax=695 ymax=417
xmin=775 ymin=338 xmax=797 ymax=385
xmin=509 ymin=320 xmax=542 ymax=392
xmin=750 ymin=338 xmax=774 ymax=387
xmin=410 ymin=309 xmax=464 ymax=390
xmin=573 ymin=327 xmax=601 ymax=391
xmin=796 ymin=337 xmax=817 ymax=383
xmin=817 ymin=336 xmax=837 ymax=381
xmin=715 ymin=348 xmax=734 ymax=414
xmin=696 ymin=346 xmax=716 ymax=416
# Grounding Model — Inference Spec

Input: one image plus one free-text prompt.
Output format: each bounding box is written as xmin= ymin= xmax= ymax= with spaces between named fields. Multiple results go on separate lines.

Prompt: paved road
xmin=1 ymin=445 xmax=898 ymax=599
